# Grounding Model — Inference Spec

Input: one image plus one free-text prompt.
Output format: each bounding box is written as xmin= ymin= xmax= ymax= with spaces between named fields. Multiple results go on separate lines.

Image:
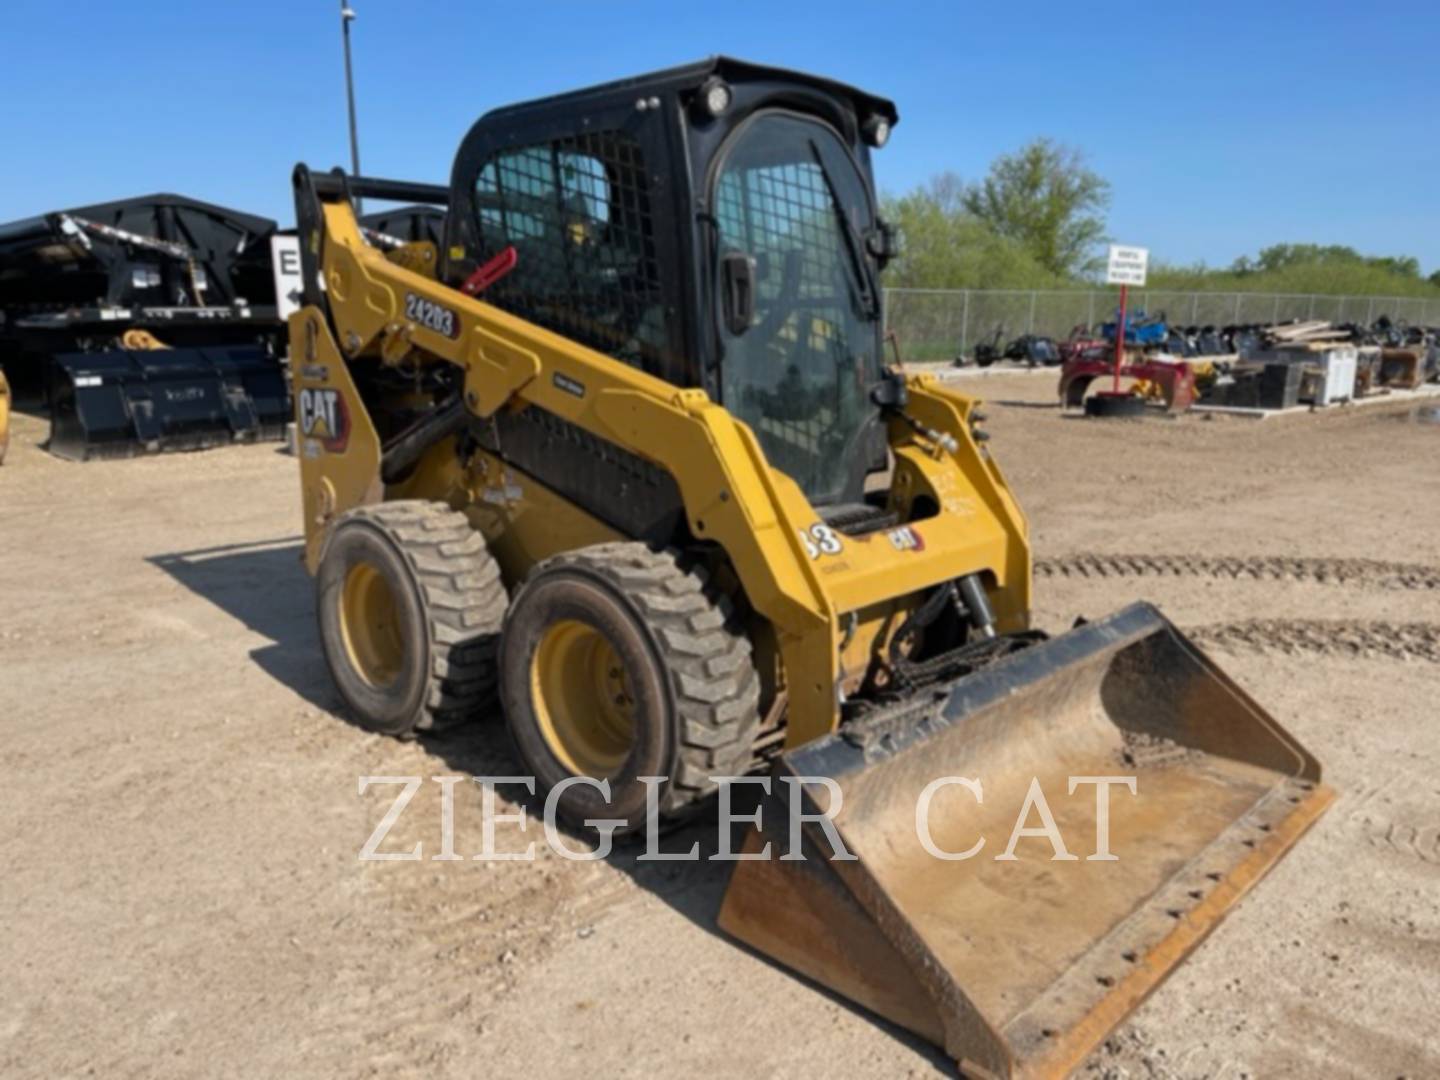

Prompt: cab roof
xmin=478 ymin=55 xmax=898 ymax=128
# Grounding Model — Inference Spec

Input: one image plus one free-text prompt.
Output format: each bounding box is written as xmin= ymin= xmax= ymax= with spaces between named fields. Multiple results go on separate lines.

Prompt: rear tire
xmin=316 ymin=501 xmax=507 ymax=738
xmin=500 ymin=543 xmax=761 ymax=833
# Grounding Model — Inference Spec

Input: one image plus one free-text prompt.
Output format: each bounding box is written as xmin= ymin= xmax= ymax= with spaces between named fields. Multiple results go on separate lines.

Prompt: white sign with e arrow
xmin=270 ymin=235 xmax=304 ymax=321
xmin=1106 ymin=244 xmax=1149 ymax=287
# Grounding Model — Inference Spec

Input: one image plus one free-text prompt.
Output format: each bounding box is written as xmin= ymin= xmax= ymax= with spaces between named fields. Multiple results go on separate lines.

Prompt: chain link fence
xmin=886 ymin=288 xmax=1440 ymax=362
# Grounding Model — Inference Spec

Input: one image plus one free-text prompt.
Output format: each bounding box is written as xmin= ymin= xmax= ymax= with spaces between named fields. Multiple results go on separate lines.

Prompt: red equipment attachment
xmin=1058 ymin=354 xmax=1198 ymax=414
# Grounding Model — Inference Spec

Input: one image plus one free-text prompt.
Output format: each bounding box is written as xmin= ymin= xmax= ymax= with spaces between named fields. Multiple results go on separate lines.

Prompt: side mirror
xmin=722 ymin=251 xmax=755 ymax=335
xmin=866 ymin=218 xmax=900 ymax=270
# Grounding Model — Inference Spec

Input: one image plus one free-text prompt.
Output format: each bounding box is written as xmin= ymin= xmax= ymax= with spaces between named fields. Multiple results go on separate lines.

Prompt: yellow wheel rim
xmin=531 ymin=619 xmax=636 ymax=776
xmin=339 ymin=562 xmax=405 ymax=688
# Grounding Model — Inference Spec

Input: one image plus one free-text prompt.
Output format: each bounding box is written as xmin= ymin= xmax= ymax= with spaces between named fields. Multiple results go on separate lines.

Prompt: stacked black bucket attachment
xmin=47 ymin=344 xmax=289 ymax=461
xmin=0 ymin=194 xmax=289 ymax=460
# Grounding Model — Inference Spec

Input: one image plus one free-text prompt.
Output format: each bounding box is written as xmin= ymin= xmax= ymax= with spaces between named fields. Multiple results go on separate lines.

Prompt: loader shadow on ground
xmin=421 ymin=726 xmax=957 ymax=1075
xmin=151 ymin=537 xmax=954 ymax=1072
xmin=148 ymin=537 xmax=344 ymax=713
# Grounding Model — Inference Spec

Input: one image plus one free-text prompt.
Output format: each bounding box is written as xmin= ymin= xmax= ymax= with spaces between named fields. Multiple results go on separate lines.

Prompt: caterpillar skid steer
xmin=290 ymin=58 xmax=1332 ymax=1078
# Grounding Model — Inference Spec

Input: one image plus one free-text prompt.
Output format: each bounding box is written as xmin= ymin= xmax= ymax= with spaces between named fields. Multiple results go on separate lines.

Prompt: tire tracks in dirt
xmin=1330 ymin=773 xmax=1440 ymax=868
xmin=1187 ymin=618 xmax=1440 ymax=664
xmin=1036 ymin=553 xmax=1440 ymax=591
xmin=1365 ymin=821 xmax=1440 ymax=865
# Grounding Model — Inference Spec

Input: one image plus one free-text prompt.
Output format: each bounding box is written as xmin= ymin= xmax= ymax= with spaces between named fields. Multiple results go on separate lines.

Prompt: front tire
xmin=500 ymin=543 xmax=761 ymax=833
xmin=316 ymin=501 xmax=507 ymax=738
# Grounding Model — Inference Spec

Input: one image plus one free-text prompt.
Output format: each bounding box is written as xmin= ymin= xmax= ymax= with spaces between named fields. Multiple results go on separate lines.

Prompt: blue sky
xmin=4 ymin=1 xmax=1437 ymax=272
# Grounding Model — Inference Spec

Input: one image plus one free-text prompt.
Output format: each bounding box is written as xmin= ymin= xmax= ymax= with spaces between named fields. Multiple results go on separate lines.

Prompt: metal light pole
xmin=340 ymin=2 xmax=363 ymax=211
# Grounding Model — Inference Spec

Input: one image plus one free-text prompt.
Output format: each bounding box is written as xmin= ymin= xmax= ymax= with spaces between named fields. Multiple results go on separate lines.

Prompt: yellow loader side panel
xmin=290 ymin=311 xmax=382 ymax=571
xmin=291 ymin=307 xmax=621 ymax=580
xmin=394 ymin=445 xmax=626 ymax=574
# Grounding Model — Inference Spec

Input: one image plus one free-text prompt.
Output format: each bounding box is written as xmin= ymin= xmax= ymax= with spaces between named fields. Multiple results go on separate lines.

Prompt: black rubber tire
xmin=316 ymin=501 xmax=507 ymax=738
xmin=500 ymin=542 xmax=761 ymax=833
xmin=1084 ymin=392 xmax=1150 ymax=418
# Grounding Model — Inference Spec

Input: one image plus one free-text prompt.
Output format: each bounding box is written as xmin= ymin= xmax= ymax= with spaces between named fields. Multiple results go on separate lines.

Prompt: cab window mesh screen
xmin=474 ymin=132 xmax=668 ymax=376
xmin=714 ymin=164 xmax=846 ymax=478
xmin=713 ymin=114 xmax=878 ymax=505
xmin=715 ymin=163 xmax=843 ymax=311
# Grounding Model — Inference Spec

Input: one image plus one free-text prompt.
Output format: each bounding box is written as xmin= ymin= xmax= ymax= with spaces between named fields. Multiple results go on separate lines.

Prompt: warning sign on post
xmin=1105 ymin=245 xmax=1149 ymax=287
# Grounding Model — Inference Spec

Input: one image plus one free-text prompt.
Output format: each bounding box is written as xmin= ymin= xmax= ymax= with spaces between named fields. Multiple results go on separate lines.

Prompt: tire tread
xmin=336 ymin=501 xmax=507 ymax=733
xmin=527 ymin=542 xmax=762 ymax=815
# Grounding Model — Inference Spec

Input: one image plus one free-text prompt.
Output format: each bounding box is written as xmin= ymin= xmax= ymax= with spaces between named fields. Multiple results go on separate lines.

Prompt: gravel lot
xmin=2 ymin=375 xmax=1438 ymax=1079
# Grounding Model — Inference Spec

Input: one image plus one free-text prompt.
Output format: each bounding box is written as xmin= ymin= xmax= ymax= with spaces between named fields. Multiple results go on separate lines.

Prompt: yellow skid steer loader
xmin=288 ymin=58 xmax=1332 ymax=1078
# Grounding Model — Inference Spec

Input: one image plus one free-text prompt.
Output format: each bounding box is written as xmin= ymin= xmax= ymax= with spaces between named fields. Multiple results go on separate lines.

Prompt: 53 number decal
xmin=798 ymin=523 xmax=843 ymax=560
xmin=404 ymin=292 xmax=459 ymax=338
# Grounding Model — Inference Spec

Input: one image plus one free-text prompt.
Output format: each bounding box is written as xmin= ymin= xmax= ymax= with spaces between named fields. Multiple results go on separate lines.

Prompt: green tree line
xmin=882 ymin=141 xmax=1440 ymax=299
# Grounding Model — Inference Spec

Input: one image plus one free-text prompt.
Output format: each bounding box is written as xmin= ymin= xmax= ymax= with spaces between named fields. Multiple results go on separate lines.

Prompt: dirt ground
xmin=3 ymin=375 xmax=1439 ymax=1079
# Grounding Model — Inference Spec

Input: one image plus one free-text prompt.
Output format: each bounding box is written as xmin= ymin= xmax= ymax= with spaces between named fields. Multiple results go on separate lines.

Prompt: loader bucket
xmin=47 ymin=346 xmax=288 ymax=461
xmin=719 ymin=602 xmax=1332 ymax=1080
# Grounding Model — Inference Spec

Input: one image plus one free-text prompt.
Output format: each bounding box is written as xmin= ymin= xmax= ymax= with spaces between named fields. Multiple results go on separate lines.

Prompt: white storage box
xmin=1248 ymin=345 xmax=1357 ymax=406
xmin=1311 ymin=345 xmax=1357 ymax=405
